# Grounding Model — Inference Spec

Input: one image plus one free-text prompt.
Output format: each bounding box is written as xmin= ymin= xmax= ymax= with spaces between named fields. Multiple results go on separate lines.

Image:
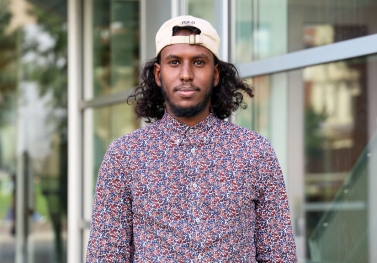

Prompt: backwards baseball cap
xmin=155 ymin=15 xmax=220 ymax=59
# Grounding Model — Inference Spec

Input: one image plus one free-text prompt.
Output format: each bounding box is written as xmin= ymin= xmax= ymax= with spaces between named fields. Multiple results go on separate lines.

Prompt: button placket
xmin=186 ymin=128 xmax=203 ymax=233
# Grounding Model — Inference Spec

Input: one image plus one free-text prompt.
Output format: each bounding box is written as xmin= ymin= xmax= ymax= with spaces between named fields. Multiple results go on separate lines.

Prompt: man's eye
xmin=168 ymin=60 xmax=179 ymax=65
xmin=194 ymin=60 xmax=204 ymax=66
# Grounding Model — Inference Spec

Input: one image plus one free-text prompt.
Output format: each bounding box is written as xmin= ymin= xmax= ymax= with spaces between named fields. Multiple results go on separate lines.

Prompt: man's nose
xmin=180 ymin=62 xmax=193 ymax=82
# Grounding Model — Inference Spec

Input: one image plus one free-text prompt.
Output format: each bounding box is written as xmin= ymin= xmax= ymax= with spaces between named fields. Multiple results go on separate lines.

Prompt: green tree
xmin=23 ymin=6 xmax=67 ymax=133
xmin=21 ymin=5 xmax=68 ymax=263
xmin=0 ymin=0 xmax=19 ymax=127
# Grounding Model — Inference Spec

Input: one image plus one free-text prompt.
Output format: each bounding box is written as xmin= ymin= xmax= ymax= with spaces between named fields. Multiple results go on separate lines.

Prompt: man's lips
xmin=174 ymin=85 xmax=200 ymax=97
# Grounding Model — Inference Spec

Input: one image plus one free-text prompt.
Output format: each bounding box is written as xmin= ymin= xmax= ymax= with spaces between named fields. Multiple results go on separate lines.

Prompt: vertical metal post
xmin=15 ymin=151 xmax=26 ymax=263
xmin=270 ymin=73 xmax=288 ymax=177
xmin=171 ymin=0 xmax=187 ymax=17
xmin=67 ymin=0 xmax=83 ymax=262
xmin=229 ymin=0 xmax=236 ymax=64
xmin=369 ymin=135 xmax=377 ymax=263
xmin=171 ymin=0 xmax=179 ymax=17
xmin=82 ymin=0 xmax=94 ymax=260
xmin=287 ymin=69 xmax=306 ymax=260
xmin=140 ymin=0 xmax=147 ymax=63
xmin=215 ymin=0 xmax=229 ymax=62
xmin=213 ymin=0 xmax=232 ymax=122
xmin=181 ymin=0 xmax=188 ymax=15
xmin=15 ymin=27 xmax=27 ymax=263
xmin=367 ymin=56 xmax=377 ymax=263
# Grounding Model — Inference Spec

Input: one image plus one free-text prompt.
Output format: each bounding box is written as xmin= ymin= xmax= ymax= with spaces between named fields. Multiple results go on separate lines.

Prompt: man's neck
xmin=166 ymin=109 xmax=211 ymax=127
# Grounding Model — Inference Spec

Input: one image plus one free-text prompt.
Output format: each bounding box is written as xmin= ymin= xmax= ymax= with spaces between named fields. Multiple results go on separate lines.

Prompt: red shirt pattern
xmin=86 ymin=113 xmax=297 ymax=262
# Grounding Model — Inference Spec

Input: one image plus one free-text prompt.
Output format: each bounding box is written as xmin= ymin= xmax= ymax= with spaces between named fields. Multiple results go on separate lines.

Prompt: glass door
xmin=81 ymin=0 xmax=141 ymax=258
xmin=0 ymin=0 xmax=68 ymax=262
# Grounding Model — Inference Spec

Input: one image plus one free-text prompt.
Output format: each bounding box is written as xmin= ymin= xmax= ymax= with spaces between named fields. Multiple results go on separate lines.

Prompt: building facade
xmin=0 ymin=0 xmax=376 ymax=262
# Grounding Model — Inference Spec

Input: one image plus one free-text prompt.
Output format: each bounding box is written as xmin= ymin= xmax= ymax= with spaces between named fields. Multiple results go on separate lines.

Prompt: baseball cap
xmin=155 ymin=15 xmax=220 ymax=59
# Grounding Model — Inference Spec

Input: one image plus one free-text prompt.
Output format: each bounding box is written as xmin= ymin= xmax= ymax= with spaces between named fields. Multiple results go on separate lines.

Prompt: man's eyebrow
xmin=192 ymin=54 xmax=210 ymax=59
xmin=165 ymin=54 xmax=180 ymax=59
xmin=164 ymin=53 xmax=210 ymax=60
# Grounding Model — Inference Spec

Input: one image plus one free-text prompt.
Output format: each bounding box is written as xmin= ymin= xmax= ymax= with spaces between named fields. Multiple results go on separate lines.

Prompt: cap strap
xmin=170 ymin=34 xmax=204 ymax=45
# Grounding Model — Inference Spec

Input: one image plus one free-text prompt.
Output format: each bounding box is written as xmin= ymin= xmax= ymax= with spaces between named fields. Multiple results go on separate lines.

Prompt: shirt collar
xmin=157 ymin=111 xmax=218 ymax=146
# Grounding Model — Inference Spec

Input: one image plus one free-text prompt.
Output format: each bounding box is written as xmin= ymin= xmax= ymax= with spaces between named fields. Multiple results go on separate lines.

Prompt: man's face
xmin=154 ymin=36 xmax=219 ymax=119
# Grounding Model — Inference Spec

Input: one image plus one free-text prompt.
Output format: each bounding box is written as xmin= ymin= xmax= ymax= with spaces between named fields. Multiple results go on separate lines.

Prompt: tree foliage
xmin=0 ymin=0 xmax=19 ymax=126
xmin=23 ymin=5 xmax=68 ymax=136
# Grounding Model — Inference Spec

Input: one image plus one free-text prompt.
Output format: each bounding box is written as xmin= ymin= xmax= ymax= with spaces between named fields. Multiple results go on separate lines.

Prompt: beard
xmin=160 ymin=80 xmax=213 ymax=118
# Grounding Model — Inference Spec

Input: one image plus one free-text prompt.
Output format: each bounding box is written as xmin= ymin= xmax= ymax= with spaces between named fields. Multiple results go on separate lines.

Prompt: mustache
xmin=173 ymin=84 xmax=200 ymax=92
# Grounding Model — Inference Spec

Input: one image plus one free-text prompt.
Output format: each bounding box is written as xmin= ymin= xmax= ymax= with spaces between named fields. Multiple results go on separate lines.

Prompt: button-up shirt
xmin=86 ymin=113 xmax=297 ymax=262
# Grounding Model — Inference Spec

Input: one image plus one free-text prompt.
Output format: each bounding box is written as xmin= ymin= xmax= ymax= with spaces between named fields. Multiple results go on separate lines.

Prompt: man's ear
xmin=154 ymin=63 xmax=161 ymax=87
xmin=213 ymin=64 xmax=220 ymax=87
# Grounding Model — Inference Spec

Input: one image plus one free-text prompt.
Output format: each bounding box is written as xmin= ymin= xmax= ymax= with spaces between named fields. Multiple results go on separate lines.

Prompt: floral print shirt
xmin=86 ymin=112 xmax=297 ymax=262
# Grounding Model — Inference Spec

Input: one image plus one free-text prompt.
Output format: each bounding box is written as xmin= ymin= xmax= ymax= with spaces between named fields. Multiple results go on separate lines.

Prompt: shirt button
xmin=198 ymin=255 xmax=202 ymax=260
xmin=189 ymin=129 xmax=194 ymax=133
xmin=195 ymin=218 xmax=201 ymax=223
xmin=175 ymin=139 xmax=180 ymax=145
xmin=192 ymin=182 xmax=198 ymax=188
xmin=191 ymin=148 xmax=196 ymax=154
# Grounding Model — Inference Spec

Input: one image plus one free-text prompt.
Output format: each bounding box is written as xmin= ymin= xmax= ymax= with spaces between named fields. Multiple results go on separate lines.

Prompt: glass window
xmin=234 ymin=0 xmax=288 ymax=63
xmin=188 ymin=0 xmax=215 ymax=26
xmin=93 ymin=103 xmax=140 ymax=186
xmin=92 ymin=0 xmax=140 ymax=98
xmin=234 ymin=0 xmax=377 ymax=63
xmin=0 ymin=0 xmax=68 ymax=262
xmin=237 ymin=54 xmax=377 ymax=262
xmin=303 ymin=56 xmax=376 ymax=262
xmin=236 ymin=77 xmax=271 ymax=138
xmin=83 ymin=103 xmax=139 ymax=239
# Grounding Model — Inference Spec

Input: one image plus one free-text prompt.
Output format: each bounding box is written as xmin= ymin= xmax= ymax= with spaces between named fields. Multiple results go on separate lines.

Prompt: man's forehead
xmin=160 ymin=44 xmax=214 ymax=60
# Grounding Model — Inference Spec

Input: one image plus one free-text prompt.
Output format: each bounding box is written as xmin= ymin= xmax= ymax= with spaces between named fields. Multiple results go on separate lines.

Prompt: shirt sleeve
xmin=254 ymin=140 xmax=297 ymax=262
xmin=86 ymin=144 xmax=134 ymax=263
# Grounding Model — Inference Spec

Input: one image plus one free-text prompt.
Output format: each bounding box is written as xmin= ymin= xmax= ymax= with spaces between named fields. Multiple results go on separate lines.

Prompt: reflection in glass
xmin=234 ymin=0 xmax=288 ymax=63
xmin=234 ymin=0 xmax=377 ymax=63
xmin=0 ymin=2 xmax=19 ymax=260
xmin=92 ymin=0 xmax=140 ymax=98
xmin=0 ymin=0 xmax=68 ymax=262
xmin=304 ymin=56 xmax=377 ymax=262
xmin=236 ymin=77 xmax=271 ymax=138
xmin=236 ymin=55 xmax=377 ymax=262
xmin=188 ymin=0 xmax=215 ymax=26
xmin=93 ymin=103 xmax=140 ymax=186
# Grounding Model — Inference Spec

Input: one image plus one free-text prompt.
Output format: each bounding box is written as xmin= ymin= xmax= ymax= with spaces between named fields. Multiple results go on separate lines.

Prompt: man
xmin=86 ymin=15 xmax=297 ymax=262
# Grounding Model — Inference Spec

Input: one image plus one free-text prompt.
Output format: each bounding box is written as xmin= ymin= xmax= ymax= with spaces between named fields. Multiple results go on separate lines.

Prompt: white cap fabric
xmin=155 ymin=15 xmax=220 ymax=59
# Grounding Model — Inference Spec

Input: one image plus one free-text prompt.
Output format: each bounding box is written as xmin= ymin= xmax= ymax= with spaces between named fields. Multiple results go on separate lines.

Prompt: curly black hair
xmin=127 ymin=27 xmax=254 ymax=123
xmin=127 ymin=56 xmax=254 ymax=123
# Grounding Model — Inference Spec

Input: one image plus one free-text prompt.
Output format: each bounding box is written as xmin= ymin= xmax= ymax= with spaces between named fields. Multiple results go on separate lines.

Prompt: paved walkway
xmin=0 ymin=224 xmax=66 ymax=263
